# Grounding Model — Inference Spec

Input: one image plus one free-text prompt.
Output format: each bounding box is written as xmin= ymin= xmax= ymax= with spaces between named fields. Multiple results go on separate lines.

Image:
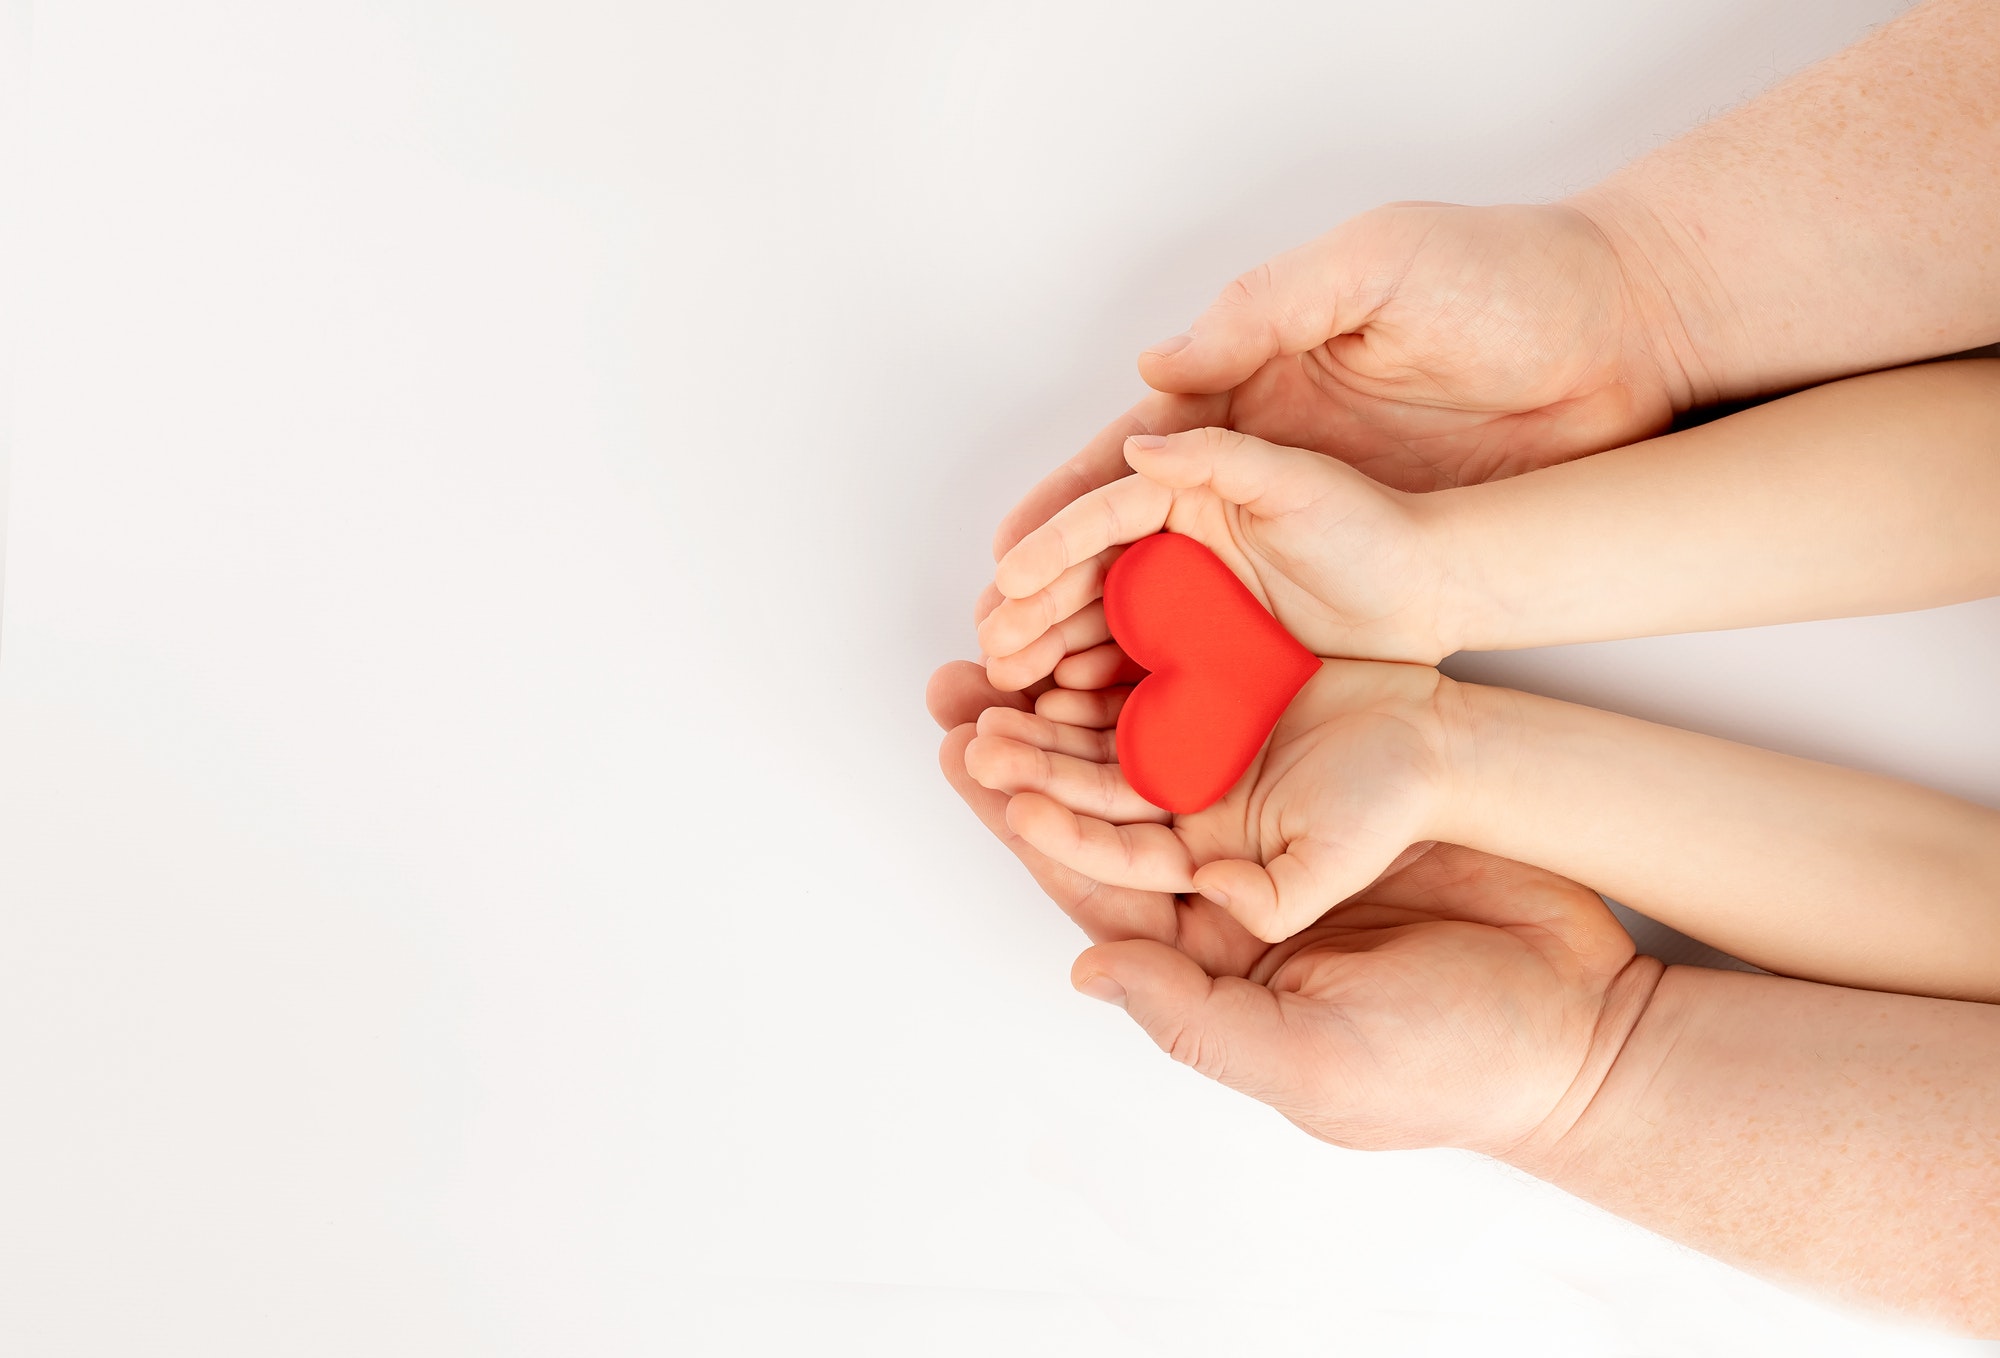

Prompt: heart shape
xmin=1102 ymin=533 xmax=1320 ymax=814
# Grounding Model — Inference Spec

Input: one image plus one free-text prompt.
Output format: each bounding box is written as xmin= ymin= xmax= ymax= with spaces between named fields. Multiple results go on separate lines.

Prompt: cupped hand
xmin=929 ymin=658 xmax=1650 ymax=1158
xmin=987 ymin=200 xmax=1692 ymax=588
xmin=964 ymin=659 xmax=1477 ymax=943
xmin=978 ymin=427 xmax=1460 ymax=692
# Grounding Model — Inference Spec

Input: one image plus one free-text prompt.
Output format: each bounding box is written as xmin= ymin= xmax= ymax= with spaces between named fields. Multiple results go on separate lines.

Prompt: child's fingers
xmin=990 ymin=389 xmax=1225 ymax=562
xmin=983 ymin=602 xmax=1111 ymax=692
xmin=1006 ymin=793 xmax=1194 ymax=892
xmin=1052 ymin=641 xmax=1145 ymax=690
xmin=1036 ymin=685 xmax=1131 ymax=730
xmin=995 ymin=474 xmax=1174 ymax=601
xmin=973 ymin=705 xmax=1118 ymax=763
xmin=1124 ymin=427 xmax=1352 ymax=518
xmin=977 ymin=547 xmax=1120 ymax=660
xmin=973 ymin=580 xmax=1005 ymax=626
xmin=966 ymin=733 xmax=1166 ymax=825
xmin=1192 ymin=841 xmax=1383 ymax=944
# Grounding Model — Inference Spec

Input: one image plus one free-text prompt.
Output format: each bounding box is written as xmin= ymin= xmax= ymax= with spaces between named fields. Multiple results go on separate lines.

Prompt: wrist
xmin=1413 ymin=484 xmax=1518 ymax=657
xmin=1424 ymin=678 xmax=1525 ymax=852
xmin=1497 ymin=955 xmax=1671 ymax=1179
xmin=1564 ymin=182 xmax=1730 ymax=412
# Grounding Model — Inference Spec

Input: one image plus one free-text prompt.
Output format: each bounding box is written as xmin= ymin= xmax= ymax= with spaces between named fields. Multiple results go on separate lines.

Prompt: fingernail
xmin=1146 ymin=332 xmax=1193 ymax=357
xmin=1076 ymin=974 xmax=1127 ymax=1009
xmin=1127 ymin=434 xmax=1168 ymax=450
xmin=1197 ymin=884 xmax=1229 ymax=907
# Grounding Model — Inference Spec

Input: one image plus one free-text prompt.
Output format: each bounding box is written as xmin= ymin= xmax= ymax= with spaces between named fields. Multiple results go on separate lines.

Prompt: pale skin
xmin=969 ymin=367 xmax=2000 ymax=996
xmin=930 ymin=664 xmax=2000 ymax=1332
xmin=982 ymin=360 xmax=2000 ymax=686
xmin=969 ymin=656 xmax=2000 ymax=1002
xmin=938 ymin=0 xmax=2000 ymax=1332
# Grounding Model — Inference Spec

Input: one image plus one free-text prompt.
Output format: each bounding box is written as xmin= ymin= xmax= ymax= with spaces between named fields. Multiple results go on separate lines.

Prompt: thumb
xmin=1136 ymin=211 xmax=1419 ymax=395
xmin=1194 ymin=843 xmax=1380 ymax=944
xmin=1124 ymin=426 xmax=1357 ymax=518
xmin=1071 ymin=940 xmax=1296 ymax=1095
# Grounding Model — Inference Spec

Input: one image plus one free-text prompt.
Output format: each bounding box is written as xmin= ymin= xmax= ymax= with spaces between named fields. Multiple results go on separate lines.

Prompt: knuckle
xmin=1163 ymin=1019 xmax=1223 ymax=1080
xmin=1218 ymin=260 xmax=1276 ymax=312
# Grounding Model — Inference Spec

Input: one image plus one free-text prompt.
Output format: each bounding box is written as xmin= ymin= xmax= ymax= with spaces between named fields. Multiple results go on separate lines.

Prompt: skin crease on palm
xmin=926 ymin=659 xmax=1648 ymax=1158
xmin=933 ymin=2 xmax=2000 ymax=1328
xmin=984 ymin=201 xmax=1692 ymax=561
xmin=969 ymin=200 xmax=1697 ymax=678
xmin=966 ymin=661 xmax=1468 ymax=944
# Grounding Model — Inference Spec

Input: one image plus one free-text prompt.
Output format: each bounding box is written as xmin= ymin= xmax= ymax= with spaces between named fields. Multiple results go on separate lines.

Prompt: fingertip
xmin=1136 ymin=340 xmax=1209 ymax=394
xmin=937 ymin=722 xmax=978 ymax=780
xmin=960 ymin=732 xmax=1003 ymax=788
xmin=1036 ymin=684 xmax=1131 ymax=730
xmin=927 ymin=658 xmax=1022 ymax=730
xmin=991 ymin=551 xmax=1039 ymax=602
xmin=1052 ymin=642 xmax=1131 ymax=691
xmin=974 ymin=581 xmax=1005 ymax=626
xmin=1004 ymin=790 xmax=1074 ymax=849
xmin=1193 ymin=860 xmax=1289 ymax=943
xmin=1071 ymin=968 xmax=1129 ymax=1009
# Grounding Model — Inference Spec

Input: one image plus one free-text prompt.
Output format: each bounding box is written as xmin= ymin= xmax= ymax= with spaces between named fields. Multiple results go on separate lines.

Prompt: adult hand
xmin=986 ymin=200 xmax=1700 ymax=593
xmin=927 ymin=659 xmax=1655 ymax=1157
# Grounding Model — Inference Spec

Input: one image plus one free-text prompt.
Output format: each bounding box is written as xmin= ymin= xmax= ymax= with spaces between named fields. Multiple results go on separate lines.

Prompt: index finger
xmin=991 ymin=389 xmax=1228 ymax=561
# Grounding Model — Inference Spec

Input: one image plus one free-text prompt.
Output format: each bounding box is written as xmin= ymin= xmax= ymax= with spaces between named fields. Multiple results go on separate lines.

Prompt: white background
xmin=6 ymin=1 xmax=1999 ymax=1353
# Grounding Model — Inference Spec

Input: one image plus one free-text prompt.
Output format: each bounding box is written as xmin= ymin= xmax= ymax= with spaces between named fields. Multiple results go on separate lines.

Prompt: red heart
xmin=1102 ymin=533 xmax=1319 ymax=814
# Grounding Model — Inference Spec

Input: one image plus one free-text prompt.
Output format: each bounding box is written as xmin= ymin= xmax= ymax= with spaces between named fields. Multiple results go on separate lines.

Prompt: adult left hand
xmin=928 ymin=660 xmax=1653 ymax=1156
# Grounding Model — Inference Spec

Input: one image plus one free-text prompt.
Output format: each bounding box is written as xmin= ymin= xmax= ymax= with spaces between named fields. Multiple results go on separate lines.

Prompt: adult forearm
xmin=1432 ymin=361 xmax=2000 ymax=652
xmin=1511 ymin=966 xmax=2000 ymax=1334
xmin=1442 ymin=681 xmax=2000 ymax=1000
xmin=1572 ymin=0 xmax=2000 ymax=404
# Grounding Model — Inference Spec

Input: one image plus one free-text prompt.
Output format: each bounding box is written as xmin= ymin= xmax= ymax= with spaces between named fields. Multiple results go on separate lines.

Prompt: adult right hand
xmin=988 ymin=198 xmax=1702 ymax=579
xmin=979 ymin=200 xmax=1705 ymax=685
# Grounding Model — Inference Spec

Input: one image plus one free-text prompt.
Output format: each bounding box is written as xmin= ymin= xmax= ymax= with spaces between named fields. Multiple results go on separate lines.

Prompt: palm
xmin=1204 ymin=203 xmax=1675 ymax=491
xmin=930 ymin=660 xmax=1640 ymax=1157
xmin=1233 ymin=853 xmax=1635 ymax=1153
xmin=1168 ymin=661 xmax=1448 ymax=912
xmin=1158 ymin=483 xmax=1444 ymax=665
xmin=985 ymin=203 xmax=1678 ymax=627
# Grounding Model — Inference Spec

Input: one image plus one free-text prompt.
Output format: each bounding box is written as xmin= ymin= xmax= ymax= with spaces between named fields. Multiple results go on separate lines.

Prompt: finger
xmin=926 ymin=659 xmax=1034 ymax=732
xmin=1136 ymin=212 xmax=1414 ymax=396
xmin=938 ymin=724 xmax=1181 ymax=946
xmin=973 ymin=705 xmax=1117 ymax=762
xmin=995 ymin=475 xmax=1171 ymax=601
xmin=1006 ymin=793 xmax=1193 ymax=892
xmin=977 ymin=547 xmax=1120 ymax=660
xmin=992 ymin=391 xmax=1228 ymax=561
xmin=974 ymin=581 xmax=1005 ymax=627
xmin=1193 ymin=840 xmax=1388 ymax=944
xmin=1070 ymin=940 xmax=1299 ymax=1097
xmin=966 ymin=734 xmax=1167 ymax=825
xmin=1036 ymin=684 xmax=1131 ymax=729
xmin=1124 ymin=427 xmax=1358 ymax=518
xmin=1052 ymin=642 xmax=1145 ymax=691
xmin=984 ymin=601 xmax=1111 ymax=693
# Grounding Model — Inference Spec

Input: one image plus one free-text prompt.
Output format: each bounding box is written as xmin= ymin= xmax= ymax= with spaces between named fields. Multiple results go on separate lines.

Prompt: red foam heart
xmin=1102 ymin=533 xmax=1319 ymax=814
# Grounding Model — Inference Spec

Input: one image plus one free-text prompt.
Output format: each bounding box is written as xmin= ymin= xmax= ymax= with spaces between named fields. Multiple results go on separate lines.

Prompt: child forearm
xmin=1429 ymin=361 xmax=2000 ymax=653
xmin=1436 ymin=678 xmax=2000 ymax=1001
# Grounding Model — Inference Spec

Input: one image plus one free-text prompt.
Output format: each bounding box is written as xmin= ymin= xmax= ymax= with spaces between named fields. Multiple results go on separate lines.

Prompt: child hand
xmin=963 ymin=658 xmax=1475 ymax=943
xmin=976 ymin=429 xmax=1462 ymax=692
